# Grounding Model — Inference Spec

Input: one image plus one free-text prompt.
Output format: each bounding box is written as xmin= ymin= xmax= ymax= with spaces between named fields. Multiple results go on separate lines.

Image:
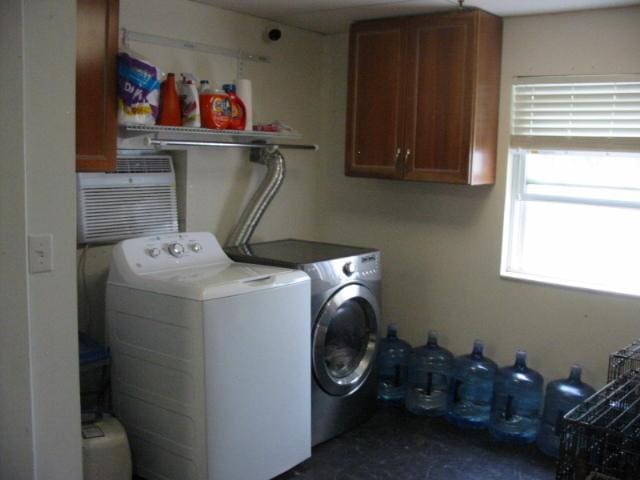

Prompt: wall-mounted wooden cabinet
xmin=345 ymin=10 xmax=502 ymax=185
xmin=76 ymin=0 xmax=119 ymax=172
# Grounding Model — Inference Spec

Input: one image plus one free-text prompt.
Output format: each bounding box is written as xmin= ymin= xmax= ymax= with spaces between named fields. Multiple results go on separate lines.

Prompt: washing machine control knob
xmin=168 ymin=242 xmax=185 ymax=258
xmin=191 ymin=242 xmax=202 ymax=253
xmin=148 ymin=247 xmax=161 ymax=258
xmin=343 ymin=261 xmax=355 ymax=276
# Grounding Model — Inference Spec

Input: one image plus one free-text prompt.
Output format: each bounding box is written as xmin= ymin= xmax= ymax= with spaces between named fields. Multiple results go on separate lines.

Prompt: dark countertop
xmin=275 ymin=405 xmax=556 ymax=480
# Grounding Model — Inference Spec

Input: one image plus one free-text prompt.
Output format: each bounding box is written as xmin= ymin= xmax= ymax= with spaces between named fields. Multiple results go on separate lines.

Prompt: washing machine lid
xmin=107 ymin=232 xmax=308 ymax=301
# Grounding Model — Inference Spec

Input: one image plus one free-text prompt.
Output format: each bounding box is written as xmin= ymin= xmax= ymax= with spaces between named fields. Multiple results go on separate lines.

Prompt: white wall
xmin=79 ymin=0 xmax=325 ymax=338
xmin=1 ymin=1 xmax=35 ymax=477
xmin=318 ymin=6 xmax=640 ymax=388
xmin=0 ymin=1 xmax=82 ymax=479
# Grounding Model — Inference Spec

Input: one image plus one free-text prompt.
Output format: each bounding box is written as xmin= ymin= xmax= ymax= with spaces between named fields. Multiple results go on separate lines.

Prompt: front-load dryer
xmin=105 ymin=232 xmax=311 ymax=480
xmin=225 ymin=239 xmax=381 ymax=445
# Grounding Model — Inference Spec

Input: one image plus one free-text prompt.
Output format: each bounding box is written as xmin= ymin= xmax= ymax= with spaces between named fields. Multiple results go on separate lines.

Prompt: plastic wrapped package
xmin=117 ymin=49 xmax=161 ymax=125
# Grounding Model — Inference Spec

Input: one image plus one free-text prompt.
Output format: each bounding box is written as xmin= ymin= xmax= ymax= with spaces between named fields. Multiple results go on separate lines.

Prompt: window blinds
xmin=511 ymin=75 xmax=640 ymax=151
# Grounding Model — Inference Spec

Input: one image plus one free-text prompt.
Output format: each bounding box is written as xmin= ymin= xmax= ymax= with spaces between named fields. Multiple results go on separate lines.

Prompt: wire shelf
xmin=118 ymin=124 xmax=318 ymax=151
xmin=119 ymin=124 xmax=302 ymax=141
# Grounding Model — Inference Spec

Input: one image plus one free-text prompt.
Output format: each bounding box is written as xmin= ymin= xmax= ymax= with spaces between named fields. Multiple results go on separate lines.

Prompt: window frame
xmin=501 ymin=74 xmax=640 ymax=298
xmin=501 ymin=149 xmax=640 ymax=297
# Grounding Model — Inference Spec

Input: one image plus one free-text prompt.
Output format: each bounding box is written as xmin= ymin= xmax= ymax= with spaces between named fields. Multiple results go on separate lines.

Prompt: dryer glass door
xmin=313 ymin=284 xmax=379 ymax=396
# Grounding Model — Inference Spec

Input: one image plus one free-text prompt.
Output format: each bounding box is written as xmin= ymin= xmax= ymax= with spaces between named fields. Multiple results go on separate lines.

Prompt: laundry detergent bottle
xmin=222 ymin=83 xmax=246 ymax=130
xmin=199 ymin=80 xmax=228 ymax=130
xmin=537 ymin=364 xmax=595 ymax=457
xmin=446 ymin=339 xmax=498 ymax=429
xmin=489 ymin=350 xmax=543 ymax=444
xmin=405 ymin=331 xmax=453 ymax=416
xmin=376 ymin=324 xmax=412 ymax=404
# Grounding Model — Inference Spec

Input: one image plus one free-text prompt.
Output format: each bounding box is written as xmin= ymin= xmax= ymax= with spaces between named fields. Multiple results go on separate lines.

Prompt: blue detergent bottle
xmin=405 ymin=331 xmax=454 ymax=416
xmin=489 ymin=350 xmax=543 ymax=443
xmin=537 ymin=364 xmax=595 ymax=457
xmin=376 ymin=324 xmax=412 ymax=404
xmin=446 ymin=339 xmax=498 ymax=429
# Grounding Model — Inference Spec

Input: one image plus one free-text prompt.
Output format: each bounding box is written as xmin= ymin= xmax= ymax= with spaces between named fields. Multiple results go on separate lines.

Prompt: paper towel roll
xmin=236 ymin=79 xmax=253 ymax=131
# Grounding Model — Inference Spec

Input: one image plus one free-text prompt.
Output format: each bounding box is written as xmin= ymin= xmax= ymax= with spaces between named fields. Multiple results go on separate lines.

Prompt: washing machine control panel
xmin=116 ymin=232 xmax=230 ymax=274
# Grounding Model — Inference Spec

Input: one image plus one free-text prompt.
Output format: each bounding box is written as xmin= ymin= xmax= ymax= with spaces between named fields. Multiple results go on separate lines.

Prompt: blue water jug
xmin=446 ymin=339 xmax=498 ymax=429
xmin=405 ymin=331 xmax=453 ymax=416
xmin=489 ymin=350 xmax=543 ymax=443
xmin=376 ymin=324 xmax=412 ymax=403
xmin=537 ymin=364 xmax=595 ymax=457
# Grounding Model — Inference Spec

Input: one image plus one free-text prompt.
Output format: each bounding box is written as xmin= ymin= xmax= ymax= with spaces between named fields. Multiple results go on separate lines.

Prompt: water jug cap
xmin=427 ymin=330 xmax=438 ymax=346
xmin=515 ymin=350 xmax=527 ymax=368
xmin=472 ymin=339 xmax=484 ymax=356
xmin=569 ymin=364 xmax=583 ymax=382
xmin=387 ymin=324 xmax=399 ymax=337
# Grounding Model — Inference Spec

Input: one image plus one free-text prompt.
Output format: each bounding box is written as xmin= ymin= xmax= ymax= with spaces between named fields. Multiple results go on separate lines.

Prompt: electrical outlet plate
xmin=28 ymin=234 xmax=53 ymax=274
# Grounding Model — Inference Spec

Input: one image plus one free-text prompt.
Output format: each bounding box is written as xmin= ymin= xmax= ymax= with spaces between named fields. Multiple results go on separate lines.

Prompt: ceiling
xmin=192 ymin=0 xmax=639 ymax=34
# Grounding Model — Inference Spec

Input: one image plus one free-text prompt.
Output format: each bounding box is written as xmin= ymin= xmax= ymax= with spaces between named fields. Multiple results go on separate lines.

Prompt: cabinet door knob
xmin=404 ymin=149 xmax=411 ymax=164
xmin=394 ymin=147 xmax=402 ymax=165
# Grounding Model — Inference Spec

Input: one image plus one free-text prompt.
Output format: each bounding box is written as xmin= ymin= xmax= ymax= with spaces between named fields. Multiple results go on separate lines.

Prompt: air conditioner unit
xmin=77 ymin=154 xmax=178 ymax=244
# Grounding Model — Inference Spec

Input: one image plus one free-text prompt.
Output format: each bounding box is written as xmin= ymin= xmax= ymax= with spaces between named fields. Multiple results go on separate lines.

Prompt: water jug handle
xmin=505 ymin=395 xmax=515 ymax=421
xmin=452 ymin=379 xmax=463 ymax=404
xmin=554 ymin=409 xmax=565 ymax=434
xmin=394 ymin=365 xmax=403 ymax=387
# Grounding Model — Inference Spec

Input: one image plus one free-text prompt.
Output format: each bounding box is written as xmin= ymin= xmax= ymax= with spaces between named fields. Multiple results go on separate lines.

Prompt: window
xmin=501 ymin=76 xmax=640 ymax=297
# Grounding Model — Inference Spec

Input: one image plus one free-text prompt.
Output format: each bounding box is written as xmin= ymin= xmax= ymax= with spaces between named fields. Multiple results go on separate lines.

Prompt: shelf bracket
xmin=121 ymin=28 xmax=270 ymax=64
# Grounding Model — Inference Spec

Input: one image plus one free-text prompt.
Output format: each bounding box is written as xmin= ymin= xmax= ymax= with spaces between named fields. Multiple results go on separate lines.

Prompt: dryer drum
xmin=313 ymin=284 xmax=379 ymax=397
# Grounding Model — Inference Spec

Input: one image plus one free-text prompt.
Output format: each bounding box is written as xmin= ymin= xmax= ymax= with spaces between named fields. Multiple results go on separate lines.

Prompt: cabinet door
xmin=345 ymin=19 xmax=407 ymax=179
xmin=403 ymin=12 xmax=476 ymax=183
xmin=76 ymin=0 xmax=119 ymax=172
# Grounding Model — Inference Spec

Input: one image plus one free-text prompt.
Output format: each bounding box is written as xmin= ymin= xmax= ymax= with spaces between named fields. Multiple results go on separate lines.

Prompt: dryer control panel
xmin=354 ymin=252 xmax=380 ymax=280
xmin=337 ymin=252 xmax=380 ymax=279
xmin=302 ymin=251 xmax=380 ymax=285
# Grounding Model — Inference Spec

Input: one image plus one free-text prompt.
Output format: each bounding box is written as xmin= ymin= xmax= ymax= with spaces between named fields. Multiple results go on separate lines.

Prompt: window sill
xmin=500 ymin=269 xmax=640 ymax=300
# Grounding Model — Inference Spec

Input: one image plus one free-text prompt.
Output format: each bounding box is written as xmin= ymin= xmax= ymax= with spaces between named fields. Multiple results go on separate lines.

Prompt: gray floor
xmin=275 ymin=406 xmax=556 ymax=480
xmin=133 ymin=405 xmax=557 ymax=479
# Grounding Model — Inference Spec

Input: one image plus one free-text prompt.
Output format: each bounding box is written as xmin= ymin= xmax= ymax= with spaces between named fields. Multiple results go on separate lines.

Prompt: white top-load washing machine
xmin=105 ymin=232 xmax=311 ymax=480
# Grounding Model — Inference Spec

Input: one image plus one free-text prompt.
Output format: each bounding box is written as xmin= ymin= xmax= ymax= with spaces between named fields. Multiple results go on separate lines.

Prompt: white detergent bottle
xmin=180 ymin=73 xmax=201 ymax=127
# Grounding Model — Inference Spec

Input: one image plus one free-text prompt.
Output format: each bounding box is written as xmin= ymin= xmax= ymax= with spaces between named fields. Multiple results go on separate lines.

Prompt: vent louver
xmin=77 ymin=154 xmax=178 ymax=244
xmin=110 ymin=156 xmax=173 ymax=174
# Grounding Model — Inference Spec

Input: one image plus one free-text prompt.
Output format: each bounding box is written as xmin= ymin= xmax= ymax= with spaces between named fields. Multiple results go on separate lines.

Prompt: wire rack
xmin=608 ymin=340 xmax=640 ymax=382
xmin=557 ymin=369 xmax=640 ymax=480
